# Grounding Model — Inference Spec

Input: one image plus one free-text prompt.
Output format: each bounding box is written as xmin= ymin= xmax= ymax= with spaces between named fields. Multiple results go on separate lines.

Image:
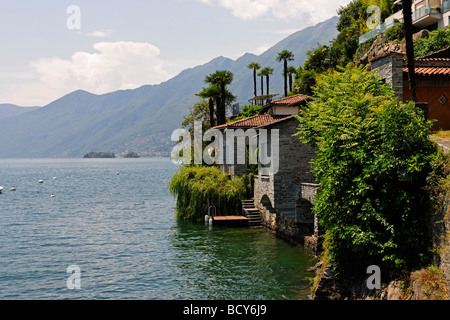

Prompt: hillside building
xmin=212 ymin=94 xmax=321 ymax=252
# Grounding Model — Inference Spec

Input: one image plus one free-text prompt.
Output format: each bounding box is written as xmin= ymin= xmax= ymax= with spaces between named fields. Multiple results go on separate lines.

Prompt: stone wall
xmin=271 ymin=119 xmax=316 ymax=213
xmin=254 ymin=118 xmax=318 ymax=250
xmin=370 ymin=52 xmax=404 ymax=101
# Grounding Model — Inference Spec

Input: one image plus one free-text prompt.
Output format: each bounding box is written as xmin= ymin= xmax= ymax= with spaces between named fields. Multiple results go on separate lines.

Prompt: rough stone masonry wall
xmin=272 ymin=119 xmax=316 ymax=214
xmin=254 ymin=118 xmax=317 ymax=248
xmin=371 ymin=53 xmax=404 ymax=101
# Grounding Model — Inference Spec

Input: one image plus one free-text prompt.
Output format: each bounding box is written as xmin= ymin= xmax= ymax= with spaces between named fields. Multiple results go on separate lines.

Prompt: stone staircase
xmin=241 ymin=200 xmax=263 ymax=228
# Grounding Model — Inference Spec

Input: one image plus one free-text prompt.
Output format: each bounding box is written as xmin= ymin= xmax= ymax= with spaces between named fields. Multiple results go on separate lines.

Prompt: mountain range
xmin=0 ymin=16 xmax=339 ymax=158
xmin=0 ymin=104 xmax=40 ymax=120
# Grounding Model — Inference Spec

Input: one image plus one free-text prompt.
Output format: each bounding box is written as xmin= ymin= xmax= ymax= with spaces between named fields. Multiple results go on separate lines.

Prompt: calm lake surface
xmin=0 ymin=158 xmax=315 ymax=300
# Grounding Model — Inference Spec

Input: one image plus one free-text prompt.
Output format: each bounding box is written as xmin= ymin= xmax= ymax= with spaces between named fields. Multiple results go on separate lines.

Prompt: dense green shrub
xmin=383 ymin=23 xmax=405 ymax=42
xmin=414 ymin=26 xmax=450 ymax=58
xmin=295 ymin=64 xmax=439 ymax=278
xmin=168 ymin=166 xmax=249 ymax=221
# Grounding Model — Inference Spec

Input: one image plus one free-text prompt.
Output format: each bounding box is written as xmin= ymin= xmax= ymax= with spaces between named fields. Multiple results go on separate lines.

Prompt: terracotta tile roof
xmin=211 ymin=114 xmax=290 ymax=130
xmin=403 ymin=57 xmax=450 ymax=77
xmin=405 ymin=66 xmax=450 ymax=76
xmin=254 ymin=115 xmax=296 ymax=129
xmin=270 ymin=94 xmax=312 ymax=106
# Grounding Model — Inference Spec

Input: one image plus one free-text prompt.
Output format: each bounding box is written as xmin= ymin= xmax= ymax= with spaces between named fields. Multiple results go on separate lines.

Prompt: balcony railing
xmin=412 ymin=5 xmax=442 ymax=22
xmin=358 ymin=20 xmax=399 ymax=43
xmin=444 ymin=0 xmax=450 ymax=13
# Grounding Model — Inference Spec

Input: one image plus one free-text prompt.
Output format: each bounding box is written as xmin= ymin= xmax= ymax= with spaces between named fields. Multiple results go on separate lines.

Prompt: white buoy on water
xmin=39 ymin=180 xmax=44 ymax=184
xmin=10 ymin=187 xmax=16 ymax=191
xmin=53 ymin=177 xmax=57 ymax=180
xmin=51 ymin=194 xmax=56 ymax=198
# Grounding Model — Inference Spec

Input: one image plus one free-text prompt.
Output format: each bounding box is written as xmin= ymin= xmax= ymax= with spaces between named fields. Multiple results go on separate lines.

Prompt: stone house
xmin=212 ymin=94 xmax=320 ymax=251
xmin=369 ymin=46 xmax=450 ymax=130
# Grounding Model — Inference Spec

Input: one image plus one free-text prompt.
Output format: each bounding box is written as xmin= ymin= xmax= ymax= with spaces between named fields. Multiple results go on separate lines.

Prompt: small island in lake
xmin=83 ymin=152 xmax=116 ymax=158
xmin=123 ymin=152 xmax=140 ymax=158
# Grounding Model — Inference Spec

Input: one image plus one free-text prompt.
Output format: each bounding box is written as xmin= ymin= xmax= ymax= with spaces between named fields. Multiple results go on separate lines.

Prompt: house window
xmin=415 ymin=0 xmax=426 ymax=11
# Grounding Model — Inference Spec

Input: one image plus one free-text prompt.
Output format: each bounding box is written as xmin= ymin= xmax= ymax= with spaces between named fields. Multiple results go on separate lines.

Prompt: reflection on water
xmin=169 ymin=220 xmax=316 ymax=300
xmin=0 ymin=158 xmax=315 ymax=300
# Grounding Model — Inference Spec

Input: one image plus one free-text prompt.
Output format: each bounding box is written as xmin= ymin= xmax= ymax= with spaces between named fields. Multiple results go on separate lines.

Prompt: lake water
xmin=0 ymin=158 xmax=315 ymax=300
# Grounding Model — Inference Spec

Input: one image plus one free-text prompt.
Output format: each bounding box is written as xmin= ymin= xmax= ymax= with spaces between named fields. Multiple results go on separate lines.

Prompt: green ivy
xmin=295 ymin=64 xmax=439 ymax=277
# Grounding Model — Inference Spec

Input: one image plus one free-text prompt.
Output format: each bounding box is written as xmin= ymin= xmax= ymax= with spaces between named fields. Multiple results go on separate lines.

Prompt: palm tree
xmin=285 ymin=66 xmax=297 ymax=93
xmin=260 ymin=67 xmax=274 ymax=97
xmin=401 ymin=0 xmax=417 ymax=102
xmin=276 ymin=50 xmax=294 ymax=97
xmin=196 ymin=85 xmax=220 ymax=128
xmin=257 ymin=70 xmax=265 ymax=96
xmin=247 ymin=62 xmax=261 ymax=98
xmin=205 ymin=70 xmax=235 ymax=125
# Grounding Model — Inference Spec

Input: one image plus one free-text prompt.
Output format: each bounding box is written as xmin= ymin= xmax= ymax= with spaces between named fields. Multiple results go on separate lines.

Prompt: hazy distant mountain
xmin=0 ymin=16 xmax=339 ymax=158
xmin=0 ymin=104 xmax=40 ymax=120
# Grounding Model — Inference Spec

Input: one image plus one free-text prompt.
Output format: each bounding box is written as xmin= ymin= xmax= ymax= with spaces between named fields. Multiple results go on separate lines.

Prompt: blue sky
xmin=0 ymin=0 xmax=351 ymax=106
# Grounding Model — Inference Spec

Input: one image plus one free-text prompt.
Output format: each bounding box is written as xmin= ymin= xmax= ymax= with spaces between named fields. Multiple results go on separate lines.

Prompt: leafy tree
xmin=204 ymin=70 xmax=236 ymax=125
xmin=276 ymin=50 xmax=294 ymax=97
xmin=181 ymin=100 xmax=211 ymax=133
xmin=293 ymin=44 xmax=331 ymax=95
xmin=334 ymin=0 xmax=395 ymax=67
xmin=293 ymin=69 xmax=317 ymax=96
xmin=336 ymin=0 xmax=365 ymax=32
xmin=230 ymin=105 xmax=262 ymax=122
xmin=303 ymin=44 xmax=331 ymax=73
xmin=295 ymin=64 xmax=438 ymax=277
xmin=247 ymin=62 xmax=261 ymax=97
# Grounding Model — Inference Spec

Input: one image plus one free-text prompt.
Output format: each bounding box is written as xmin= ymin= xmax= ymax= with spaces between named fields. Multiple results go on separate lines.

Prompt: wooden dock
xmin=209 ymin=200 xmax=262 ymax=228
xmin=212 ymin=216 xmax=249 ymax=227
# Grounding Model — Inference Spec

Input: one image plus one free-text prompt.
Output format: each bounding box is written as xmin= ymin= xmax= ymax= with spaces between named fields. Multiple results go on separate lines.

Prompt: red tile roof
xmin=403 ymin=57 xmax=450 ymax=77
xmin=270 ymin=94 xmax=311 ymax=106
xmin=405 ymin=66 xmax=450 ymax=76
xmin=211 ymin=114 xmax=290 ymax=130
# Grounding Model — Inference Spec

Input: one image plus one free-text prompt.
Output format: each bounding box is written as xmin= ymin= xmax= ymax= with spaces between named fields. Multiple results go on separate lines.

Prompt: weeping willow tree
xmin=168 ymin=166 xmax=249 ymax=221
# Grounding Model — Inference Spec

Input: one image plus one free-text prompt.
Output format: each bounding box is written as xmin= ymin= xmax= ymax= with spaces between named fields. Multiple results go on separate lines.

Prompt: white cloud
xmin=1 ymin=42 xmax=173 ymax=106
xmin=199 ymin=0 xmax=351 ymax=23
xmin=86 ymin=30 xmax=114 ymax=38
xmin=253 ymin=45 xmax=272 ymax=55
